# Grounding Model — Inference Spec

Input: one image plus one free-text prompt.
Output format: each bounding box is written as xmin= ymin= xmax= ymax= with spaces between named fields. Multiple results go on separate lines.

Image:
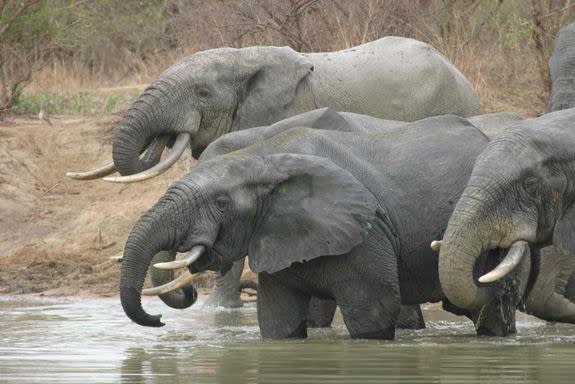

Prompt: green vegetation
xmin=15 ymin=91 xmax=137 ymax=115
xmin=1 ymin=1 xmax=575 ymax=117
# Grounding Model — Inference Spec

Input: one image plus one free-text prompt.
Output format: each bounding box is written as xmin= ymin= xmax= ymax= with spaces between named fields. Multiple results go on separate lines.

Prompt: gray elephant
xmin=187 ymin=109 xmax=520 ymax=312
xmin=438 ymin=108 xmax=575 ymax=324
xmin=120 ymin=114 xmax=531 ymax=339
xmin=67 ymin=37 xmax=479 ymax=183
xmin=549 ymin=22 xmax=575 ymax=111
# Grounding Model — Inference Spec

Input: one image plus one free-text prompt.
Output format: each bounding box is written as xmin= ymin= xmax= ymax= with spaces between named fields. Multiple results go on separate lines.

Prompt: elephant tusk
xmin=142 ymin=270 xmax=195 ymax=296
xmin=478 ymin=240 xmax=529 ymax=283
xmin=430 ymin=240 xmax=442 ymax=252
xmin=153 ymin=245 xmax=205 ymax=270
xmin=103 ymin=133 xmax=191 ymax=183
xmin=110 ymin=254 xmax=123 ymax=262
xmin=66 ymin=161 xmax=117 ymax=180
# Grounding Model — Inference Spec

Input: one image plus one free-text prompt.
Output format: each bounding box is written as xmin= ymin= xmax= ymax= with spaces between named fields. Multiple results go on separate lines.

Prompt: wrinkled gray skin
xmin=150 ymin=108 xmax=424 ymax=328
xmin=195 ymin=109 xmax=522 ymax=328
xmin=120 ymin=115 xmax=530 ymax=339
xmin=108 ymin=37 xmax=478 ymax=318
xmin=439 ymin=108 xmax=575 ymax=324
xmin=549 ymin=22 xmax=575 ymax=111
xmin=112 ymin=37 xmax=479 ymax=177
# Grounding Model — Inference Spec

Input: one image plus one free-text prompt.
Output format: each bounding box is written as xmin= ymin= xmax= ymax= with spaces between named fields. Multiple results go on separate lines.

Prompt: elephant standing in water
xmin=67 ymin=37 xmax=480 ymax=318
xmin=120 ymin=116 xmax=532 ymax=339
xmin=438 ymin=108 xmax=575 ymax=324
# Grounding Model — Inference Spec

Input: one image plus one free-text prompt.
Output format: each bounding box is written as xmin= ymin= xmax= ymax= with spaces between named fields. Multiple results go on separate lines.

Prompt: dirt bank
xmin=0 ymin=114 xmax=257 ymax=297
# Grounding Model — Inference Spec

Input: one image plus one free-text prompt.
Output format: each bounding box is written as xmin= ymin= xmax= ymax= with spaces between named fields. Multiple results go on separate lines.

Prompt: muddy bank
xmin=0 ymin=114 xmax=255 ymax=298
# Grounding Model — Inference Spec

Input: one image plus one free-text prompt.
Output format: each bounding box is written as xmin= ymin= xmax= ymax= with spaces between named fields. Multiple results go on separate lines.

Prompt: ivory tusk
xmin=66 ymin=162 xmax=117 ymax=180
xmin=142 ymin=271 xmax=195 ymax=296
xmin=110 ymin=254 xmax=123 ymax=262
xmin=153 ymin=245 xmax=205 ymax=270
xmin=103 ymin=133 xmax=191 ymax=183
xmin=478 ymin=240 xmax=529 ymax=283
xmin=430 ymin=240 xmax=442 ymax=252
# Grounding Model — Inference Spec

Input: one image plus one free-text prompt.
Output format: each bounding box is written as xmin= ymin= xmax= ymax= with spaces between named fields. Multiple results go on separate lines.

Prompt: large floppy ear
xmin=553 ymin=202 xmax=575 ymax=256
xmin=248 ymin=154 xmax=378 ymax=274
xmin=236 ymin=47 xmax=314 ymax=129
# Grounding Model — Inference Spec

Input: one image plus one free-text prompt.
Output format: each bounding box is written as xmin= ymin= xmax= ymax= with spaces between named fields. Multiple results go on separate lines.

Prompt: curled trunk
xmin=150 ymin=250 xmax=197 ymax=309
xmin=120 ymin=209 xmax=177 ymax=327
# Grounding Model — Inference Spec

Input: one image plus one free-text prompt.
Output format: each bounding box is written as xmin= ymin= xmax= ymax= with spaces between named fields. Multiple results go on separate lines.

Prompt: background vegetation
xmin=1 ymin=0 xmax=574 ymax=117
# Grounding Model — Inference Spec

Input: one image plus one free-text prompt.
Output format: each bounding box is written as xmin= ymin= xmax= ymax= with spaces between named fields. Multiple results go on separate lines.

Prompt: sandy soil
xmin=0 ymin=114 xmax=255 ymax=298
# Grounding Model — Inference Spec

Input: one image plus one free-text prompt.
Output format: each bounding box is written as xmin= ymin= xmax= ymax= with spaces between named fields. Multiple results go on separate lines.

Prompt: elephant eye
xmin=197 ymin=88 xmax=210 ymax=102
xmin=215 ymin=195 xmax=230 ymax=210
xmin=523 ymin=176 xmax=540 ymax=198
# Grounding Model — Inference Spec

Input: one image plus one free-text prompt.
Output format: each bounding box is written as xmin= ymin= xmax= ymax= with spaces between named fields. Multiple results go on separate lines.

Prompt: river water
xmin=1 ymin=296 xmax=574 ymax=383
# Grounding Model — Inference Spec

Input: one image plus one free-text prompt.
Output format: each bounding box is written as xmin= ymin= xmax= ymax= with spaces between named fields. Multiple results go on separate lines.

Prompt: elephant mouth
xmin=475 ymin=242 xmax=531 ymax=285
xmin=142 ymin=244 xmax=228 ymax=297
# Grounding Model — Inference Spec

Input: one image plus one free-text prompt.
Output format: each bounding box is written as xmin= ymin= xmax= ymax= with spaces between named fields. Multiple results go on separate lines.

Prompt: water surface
xmin=1 ymin=296 xmax=574 ymax=383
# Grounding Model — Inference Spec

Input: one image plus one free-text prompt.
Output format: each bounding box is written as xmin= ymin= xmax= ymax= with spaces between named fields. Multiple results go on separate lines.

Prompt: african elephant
xmin=189 ymin=109 xmax=520 ymax=314
xmin=120 ymin=115 xmax=529 ymax=339
xmin=438 ymin=108 xmax=575 ymax=324
xmin=67 ymin=37 xmax=479 ymax=183
xmin=549 ymin=22 xmax=575 ymax=111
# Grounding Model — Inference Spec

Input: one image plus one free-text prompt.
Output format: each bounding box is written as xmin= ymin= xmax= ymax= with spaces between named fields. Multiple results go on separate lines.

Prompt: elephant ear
xmin=553 ymin=203 xmax=575 ymax=255
xmin=236 ymin=47 xmax=314 ymax=129
xmin=248 ymin=154 xmax=378 ymax=274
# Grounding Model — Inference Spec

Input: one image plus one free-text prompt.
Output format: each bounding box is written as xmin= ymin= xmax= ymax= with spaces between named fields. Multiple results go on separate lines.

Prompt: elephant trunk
xmin=120 ymin=202 xmax=179 ymax=327
xmin=150 ymin=250 xmax=197 ymax=309
xmin=438 ymin=207 xmax=494 ymax=310
xmin=113 ymin=104 xmax=158 ymax=176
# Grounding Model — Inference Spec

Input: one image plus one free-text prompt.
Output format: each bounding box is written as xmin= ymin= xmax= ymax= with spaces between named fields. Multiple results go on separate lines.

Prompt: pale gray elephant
xmin=549 ymin=22 xmax=575 ymax=111
xmin=67 ymin=36 xmax=479 ymax=183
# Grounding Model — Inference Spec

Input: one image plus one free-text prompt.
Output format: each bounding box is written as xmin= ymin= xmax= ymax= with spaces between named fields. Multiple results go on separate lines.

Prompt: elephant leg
xmin=530 ymin=292 xmax=575 ymax=323
xmin=204 ymin=258 xmax=245 ymax=308
xmin=565 ymin=273 xmax=575 ymax=303
xmin=257 ymin=272 xmax=309 ymax=339
xmin=307 ymin=297 xmax=337 ymax=328
xmin=396 ymin=304 xmax=425 ymax=329
xmin=336 ymin=283 xmax=399 ymax=340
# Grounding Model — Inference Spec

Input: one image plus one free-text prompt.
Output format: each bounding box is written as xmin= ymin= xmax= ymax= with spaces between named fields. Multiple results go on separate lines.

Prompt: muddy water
xmin=1 ymin=297 xmax=575 ymax=383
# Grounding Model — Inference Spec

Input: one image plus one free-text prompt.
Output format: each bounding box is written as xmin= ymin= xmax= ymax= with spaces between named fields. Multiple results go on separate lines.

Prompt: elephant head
xmin=438 ymin=111 xmax=575 ymax=315
xmin=67 ymin=47 xmax=313 ymax=182
xmin=120 ymin=153 xmax=377 ymax=327
xmin=549 ymin=22 xmax=575 ymax=112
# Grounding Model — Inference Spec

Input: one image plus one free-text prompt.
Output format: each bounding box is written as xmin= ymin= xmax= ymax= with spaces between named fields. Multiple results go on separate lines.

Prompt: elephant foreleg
xmin=396 ymin=304 xmax=425 ymax=329
xmin=335 ymin=283 xmax=399 ymax=340
xmin=307 ymin=297 xmax=337 ymax=328
xmin=204 ymin=258 xmax=245 ymax=308
xmin=257 ymin=272 xmax=309 ymax=339
xmin=563 ymin=273 xmax=575 ymax=303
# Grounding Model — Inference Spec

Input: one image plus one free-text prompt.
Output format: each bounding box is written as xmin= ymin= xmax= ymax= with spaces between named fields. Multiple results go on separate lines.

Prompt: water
xmin=1 ymin=296 xmax=575 ymax=383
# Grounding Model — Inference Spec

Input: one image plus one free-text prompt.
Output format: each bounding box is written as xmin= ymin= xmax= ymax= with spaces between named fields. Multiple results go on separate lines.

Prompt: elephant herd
xmin=68 ymin=23 xmax=575 ymax=340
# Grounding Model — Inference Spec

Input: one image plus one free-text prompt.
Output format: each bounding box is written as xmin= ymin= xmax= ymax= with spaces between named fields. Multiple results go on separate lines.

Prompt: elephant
xmin=66 ymin=36 xmax=479 ymax=183
xmin=148 ymin=108 xmax=523 ymax=329
xmin=186 ymin=109 xmax=520 ymax=313
xmin=549 ymin=22 xmax=575 ymax=111
xmin=437 ymin=108 xmax=575 ymax=325
xmin=120 ymin=114 xmax=531 ymax=339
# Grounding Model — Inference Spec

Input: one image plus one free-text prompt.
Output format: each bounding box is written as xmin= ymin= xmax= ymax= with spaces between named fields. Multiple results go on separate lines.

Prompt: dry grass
xmin=9 ymin=0 xmax=575 ymax=117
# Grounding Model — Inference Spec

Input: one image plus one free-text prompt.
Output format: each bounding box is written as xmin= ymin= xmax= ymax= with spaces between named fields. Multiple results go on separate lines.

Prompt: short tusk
xmin=153 ymin=245 xmax=205 ymax=270
xmin=110 ymin=254 xmax=123 ymax=262
xmin=66 ymin=162 xmax=116 ymax=180
xmin=478 ymin=240 xmax=529 ymax=283
xmin=103 ymin=133 xmax=191 ymax=183
xmin=142 ymin=271 xmax=195 ymax=296
xmin=430 ymin=240 xmax=442 ymax=252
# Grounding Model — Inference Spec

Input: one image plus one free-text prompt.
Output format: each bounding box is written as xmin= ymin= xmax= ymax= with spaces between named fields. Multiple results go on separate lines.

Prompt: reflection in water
xmin=0 ymin=296 xmax=575 ymax=383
